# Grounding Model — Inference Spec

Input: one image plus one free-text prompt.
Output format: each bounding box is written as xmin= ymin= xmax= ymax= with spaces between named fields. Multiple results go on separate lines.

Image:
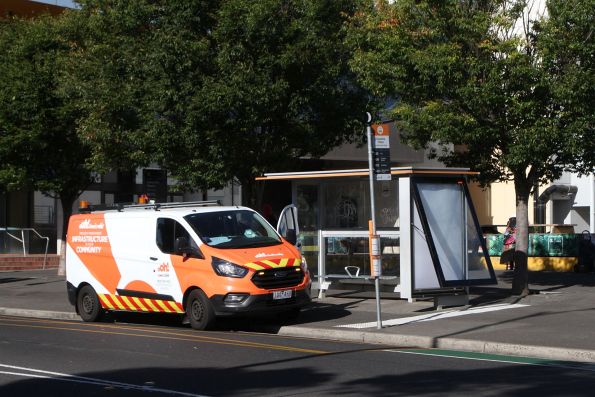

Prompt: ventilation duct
xmin=535 ymin=185 xmax=577 ymax=225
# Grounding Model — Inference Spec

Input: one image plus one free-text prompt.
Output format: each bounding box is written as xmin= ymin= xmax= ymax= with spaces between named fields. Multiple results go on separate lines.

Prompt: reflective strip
xmin=98 ymin=294 xmax=114 ymax=309
xmin=164 ymin=300 xmax=184 ymax=313
xmin=105 ymin=294 xmax=120 ymax=309
xmin=244 ymin=258 xmax=301 ymax=270
xmin=156 ymin=300 xmax=170 ymax=312
xmin=245 ymin=262 xmax=266 ymax=271
xmin=113 ymin=297 xmax=127 ymax=310
xmin=132 ymin=297 xmax=149 ymax=312
xmin=262 ymin=259 xmax=280 ymax=268
xmin=144 ymin=299 xmax=160 ymax=312
xmin=97 ymin=294 xmax=182 ymax=313
xmin=120 ymin=296 xmax=136 ymax=311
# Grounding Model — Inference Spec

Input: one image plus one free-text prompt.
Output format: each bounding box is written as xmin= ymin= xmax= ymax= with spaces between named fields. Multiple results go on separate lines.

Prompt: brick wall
xmin=0 ymin=255 xmax=60 ymax=271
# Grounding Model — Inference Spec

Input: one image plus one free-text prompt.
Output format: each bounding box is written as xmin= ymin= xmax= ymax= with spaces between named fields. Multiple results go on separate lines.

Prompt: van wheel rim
xmin=82 ymin=294 xmax=94 ymax=314
xmin=191 ymin=300 xmax=203 ymax=321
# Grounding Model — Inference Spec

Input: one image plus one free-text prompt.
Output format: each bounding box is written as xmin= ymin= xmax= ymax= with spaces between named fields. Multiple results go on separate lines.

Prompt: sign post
xmin=372 ymin=123 xmax=391 ymax=181
xmin=366 ymin=112 xmax=388 ymax=330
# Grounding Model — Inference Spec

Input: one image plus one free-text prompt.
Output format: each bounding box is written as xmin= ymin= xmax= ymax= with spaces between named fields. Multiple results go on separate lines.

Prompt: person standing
xmin=501 ymin=216 xmax=517 ymax=271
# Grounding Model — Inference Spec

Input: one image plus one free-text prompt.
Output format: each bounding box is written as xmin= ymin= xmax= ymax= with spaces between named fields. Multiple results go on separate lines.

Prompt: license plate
xmin=273 ymin=289 xmax=293 ymax=300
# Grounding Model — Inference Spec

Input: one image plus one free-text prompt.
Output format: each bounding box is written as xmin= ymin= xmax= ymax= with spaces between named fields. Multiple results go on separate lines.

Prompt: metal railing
xmin=0 ymin=227 xmax=50 ymax=269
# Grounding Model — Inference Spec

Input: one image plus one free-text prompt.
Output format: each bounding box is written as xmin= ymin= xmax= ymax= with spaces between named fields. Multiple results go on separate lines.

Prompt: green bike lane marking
xmin=384 ymin=349 xmax=595 ymax=372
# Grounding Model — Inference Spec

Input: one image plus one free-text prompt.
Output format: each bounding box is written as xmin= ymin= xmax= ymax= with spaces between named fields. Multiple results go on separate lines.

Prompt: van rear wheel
xmin=77 ymin=285 xmax=102 ymax=322
xmin=186 ymin=289 xmax=215 ymax=330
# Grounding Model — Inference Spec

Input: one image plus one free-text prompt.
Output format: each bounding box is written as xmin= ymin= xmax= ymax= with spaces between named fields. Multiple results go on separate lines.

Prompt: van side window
xmin=156 ymin=218 xmax=197 ymax=254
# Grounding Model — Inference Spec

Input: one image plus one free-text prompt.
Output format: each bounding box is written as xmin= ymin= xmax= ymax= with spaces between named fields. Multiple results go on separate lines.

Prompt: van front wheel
xmin=186 ymin=289 xmax=215 ymax=330
xmin=77 ymin=285 xmax=102 ymax=322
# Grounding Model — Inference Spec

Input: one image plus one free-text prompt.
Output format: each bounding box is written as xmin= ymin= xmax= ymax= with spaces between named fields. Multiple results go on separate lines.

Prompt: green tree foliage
xmin=203 ymin=0 xmax=369 ymax=203
xmin=0 ymin=15 xmax=93 ymax=238
xmin=347 ymin=0 xmax=594 ymax=294
xmin=66 ymin=0 xmax=220 ymax=176
xmin=538 ymin=0 xmax=594 ymax=162
xmin=71 ymin=0 xmax=369 ymax=205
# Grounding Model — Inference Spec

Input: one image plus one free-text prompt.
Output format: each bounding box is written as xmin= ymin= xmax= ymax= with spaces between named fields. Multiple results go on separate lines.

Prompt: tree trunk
xmin=511 ymin=178 xmax=531 ymax=296
xmin=56 ymin=194 xmax=76 ymax=276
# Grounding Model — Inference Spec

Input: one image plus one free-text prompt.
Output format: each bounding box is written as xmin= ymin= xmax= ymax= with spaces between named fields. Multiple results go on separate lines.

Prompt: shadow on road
xmin=2 ymin=355 xmax=593 ymax=396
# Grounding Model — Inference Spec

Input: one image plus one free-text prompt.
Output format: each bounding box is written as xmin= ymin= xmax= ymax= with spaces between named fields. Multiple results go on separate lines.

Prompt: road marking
xmin=336 ymin=303 xmax=529 ymax=329
xmin=382 ymin=349 xmax=595 ymax=372
xmin=0 ymin=317 xmax=327 ymax=355
xmin=0 ymin=363 xmax=210 ymax=396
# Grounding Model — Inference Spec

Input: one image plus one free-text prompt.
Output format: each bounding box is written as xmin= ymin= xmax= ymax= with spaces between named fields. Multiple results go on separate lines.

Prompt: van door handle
xmin=149 ymin=257 xmax=158 ymax=261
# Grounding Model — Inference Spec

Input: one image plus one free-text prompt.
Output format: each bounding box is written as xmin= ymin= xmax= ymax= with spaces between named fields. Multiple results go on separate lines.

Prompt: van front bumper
xmin=209 ymin=287 xmax=311 ymax=316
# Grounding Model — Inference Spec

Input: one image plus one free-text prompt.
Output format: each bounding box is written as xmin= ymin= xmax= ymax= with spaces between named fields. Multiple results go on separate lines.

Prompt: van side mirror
xmin=284 ymin=229 xmax=297 ymax=246
xmin=174 ymin=236 xmax=204 ymax=259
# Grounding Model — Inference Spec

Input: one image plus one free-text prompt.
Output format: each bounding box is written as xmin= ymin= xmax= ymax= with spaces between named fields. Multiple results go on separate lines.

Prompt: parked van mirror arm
xmin=284 ymin=229 xmax=297 ymax=245
xmin=174 ymin=237 xmax=204 ymax=259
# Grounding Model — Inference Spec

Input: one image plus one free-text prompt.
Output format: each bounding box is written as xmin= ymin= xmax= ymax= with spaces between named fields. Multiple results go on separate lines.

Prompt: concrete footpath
xmin=2 ymin=269 xmax=595 ymax=363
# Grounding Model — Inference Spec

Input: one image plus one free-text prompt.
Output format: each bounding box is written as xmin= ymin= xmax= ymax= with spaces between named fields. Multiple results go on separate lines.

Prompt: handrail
xmin=0 ymin=227 xmax=50 ymax=269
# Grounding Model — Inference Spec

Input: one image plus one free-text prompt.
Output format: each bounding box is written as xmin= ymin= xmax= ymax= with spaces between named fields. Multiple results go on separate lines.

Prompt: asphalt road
xmin=1 ymin=315 xmax=594 ymax=396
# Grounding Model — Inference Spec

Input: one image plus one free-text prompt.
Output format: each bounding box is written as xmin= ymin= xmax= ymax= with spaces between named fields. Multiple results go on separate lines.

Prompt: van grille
xmin=251 ymin=268 xmax=304 ymax=289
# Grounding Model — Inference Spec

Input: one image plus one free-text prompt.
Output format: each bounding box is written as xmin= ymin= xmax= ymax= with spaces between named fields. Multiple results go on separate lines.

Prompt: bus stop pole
xmin=366 ymin=112 xmax=383 ymax=329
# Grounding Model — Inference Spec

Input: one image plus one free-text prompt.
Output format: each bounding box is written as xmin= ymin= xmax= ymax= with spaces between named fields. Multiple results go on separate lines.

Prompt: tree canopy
xmin=69 ymin=0 xmax=370 ymax=204
xmin=0 ymin=15 xmax=93 ymax=237
xmin=347 ymin=0 xmax=594 ymax=294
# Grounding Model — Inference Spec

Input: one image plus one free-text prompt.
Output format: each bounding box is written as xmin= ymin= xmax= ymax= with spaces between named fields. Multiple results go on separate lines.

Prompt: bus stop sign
xmin=372 ymin=123 xmax=391 ymax=181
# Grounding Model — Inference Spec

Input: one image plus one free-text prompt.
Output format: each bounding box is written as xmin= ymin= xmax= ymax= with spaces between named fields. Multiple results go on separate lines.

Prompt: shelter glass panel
xmin=413 ymin=178 xmax=495 ymax=286
xmin=322 ymin=180 xmax=369 ymax=229
xmin=321 ymin=235 xmax=400 ymax=278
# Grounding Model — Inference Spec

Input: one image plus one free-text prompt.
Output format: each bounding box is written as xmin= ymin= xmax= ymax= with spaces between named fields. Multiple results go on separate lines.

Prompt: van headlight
xmin=300 ymin=255 xmax=309 ymax=274
xmin=211 ymin=257 xmax=248 ymax=278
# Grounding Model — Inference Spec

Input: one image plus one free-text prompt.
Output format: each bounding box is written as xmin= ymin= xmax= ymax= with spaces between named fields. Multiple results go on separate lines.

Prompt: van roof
xmin=77 ymin=202 xmax=254 ymax=216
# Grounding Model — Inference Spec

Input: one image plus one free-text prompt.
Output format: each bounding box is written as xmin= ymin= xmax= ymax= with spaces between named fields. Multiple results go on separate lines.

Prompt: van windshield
xmin=184 ymin=210 xmax=282 ymax=249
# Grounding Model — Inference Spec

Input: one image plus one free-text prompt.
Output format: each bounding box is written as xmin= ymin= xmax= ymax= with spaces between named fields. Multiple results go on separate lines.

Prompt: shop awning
xmin=256 ymin=167 xmax=478 ymax=181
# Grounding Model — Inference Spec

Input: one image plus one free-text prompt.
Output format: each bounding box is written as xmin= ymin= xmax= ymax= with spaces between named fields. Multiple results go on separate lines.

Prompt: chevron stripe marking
xmin=145 ymin=299 xmax=162 ymax=312
xmin=120 ymin=296 xmax=137 ymax=311
xmin=93 ymin=293 xmax=185 ymax=314
xmin=106 ymin=294 xmax=120 ymax=310
xmin=262 ymin=259 xmax=281 ymax=268
xmin=156 ymin=300 xmax=170 ymax=312
xmin=244 ymin=263 xmax=257 ymax=270
xmin=132 ymin=297 xmax=149 ymax=311
xmin=105 ymin=294 xmax=122 ymax=310
xmin=98 ymin=294 xmax=113 ymax=309
xmin=166 ymin=300 xmax=184 ymax=313
xmin=114 ymin=296 xmax=127 ymax=310
xmin=245 ymin=262 xmax=267 ymax=270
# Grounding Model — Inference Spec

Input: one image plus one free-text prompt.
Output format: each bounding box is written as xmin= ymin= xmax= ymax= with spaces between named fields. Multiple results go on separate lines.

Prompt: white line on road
xmin=336 ymin=303 xmax=530 ymax=329
xmin=0 ymin=363 xmax=210 ymax=397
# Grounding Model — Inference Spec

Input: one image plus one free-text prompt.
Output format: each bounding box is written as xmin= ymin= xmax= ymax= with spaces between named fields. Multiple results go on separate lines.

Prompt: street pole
xmin=366 ymin=112 xmax=382 ymax=330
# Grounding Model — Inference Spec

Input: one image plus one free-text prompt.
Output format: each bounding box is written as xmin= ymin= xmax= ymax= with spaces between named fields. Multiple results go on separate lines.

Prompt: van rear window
xmin=184 ymin=210 xmax=282 ymax=249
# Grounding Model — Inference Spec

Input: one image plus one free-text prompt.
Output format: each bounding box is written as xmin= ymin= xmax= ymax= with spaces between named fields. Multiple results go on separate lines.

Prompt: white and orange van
xmin=65 ymin=201 xmax=310 ymax=330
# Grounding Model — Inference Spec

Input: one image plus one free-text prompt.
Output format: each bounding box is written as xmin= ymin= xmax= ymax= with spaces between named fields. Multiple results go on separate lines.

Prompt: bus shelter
xmin=257 ymin=167 xmax=497 ymax=303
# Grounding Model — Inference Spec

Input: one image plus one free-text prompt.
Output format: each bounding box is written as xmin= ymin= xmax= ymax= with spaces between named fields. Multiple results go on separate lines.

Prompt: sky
xmin=33 ymin=0 xmax=77 ymax=8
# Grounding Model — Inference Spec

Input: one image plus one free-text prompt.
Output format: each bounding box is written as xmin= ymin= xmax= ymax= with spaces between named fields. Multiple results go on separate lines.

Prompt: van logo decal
xmin=274 ymin=271 xmax=288 ymax=278
xmin=255 ymin=252 xmax=283 ymax=258
xmin=156 ymin=263 xmax=170 ymax=273
xmin=79 ymin=219 xmax=105 ymax=230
